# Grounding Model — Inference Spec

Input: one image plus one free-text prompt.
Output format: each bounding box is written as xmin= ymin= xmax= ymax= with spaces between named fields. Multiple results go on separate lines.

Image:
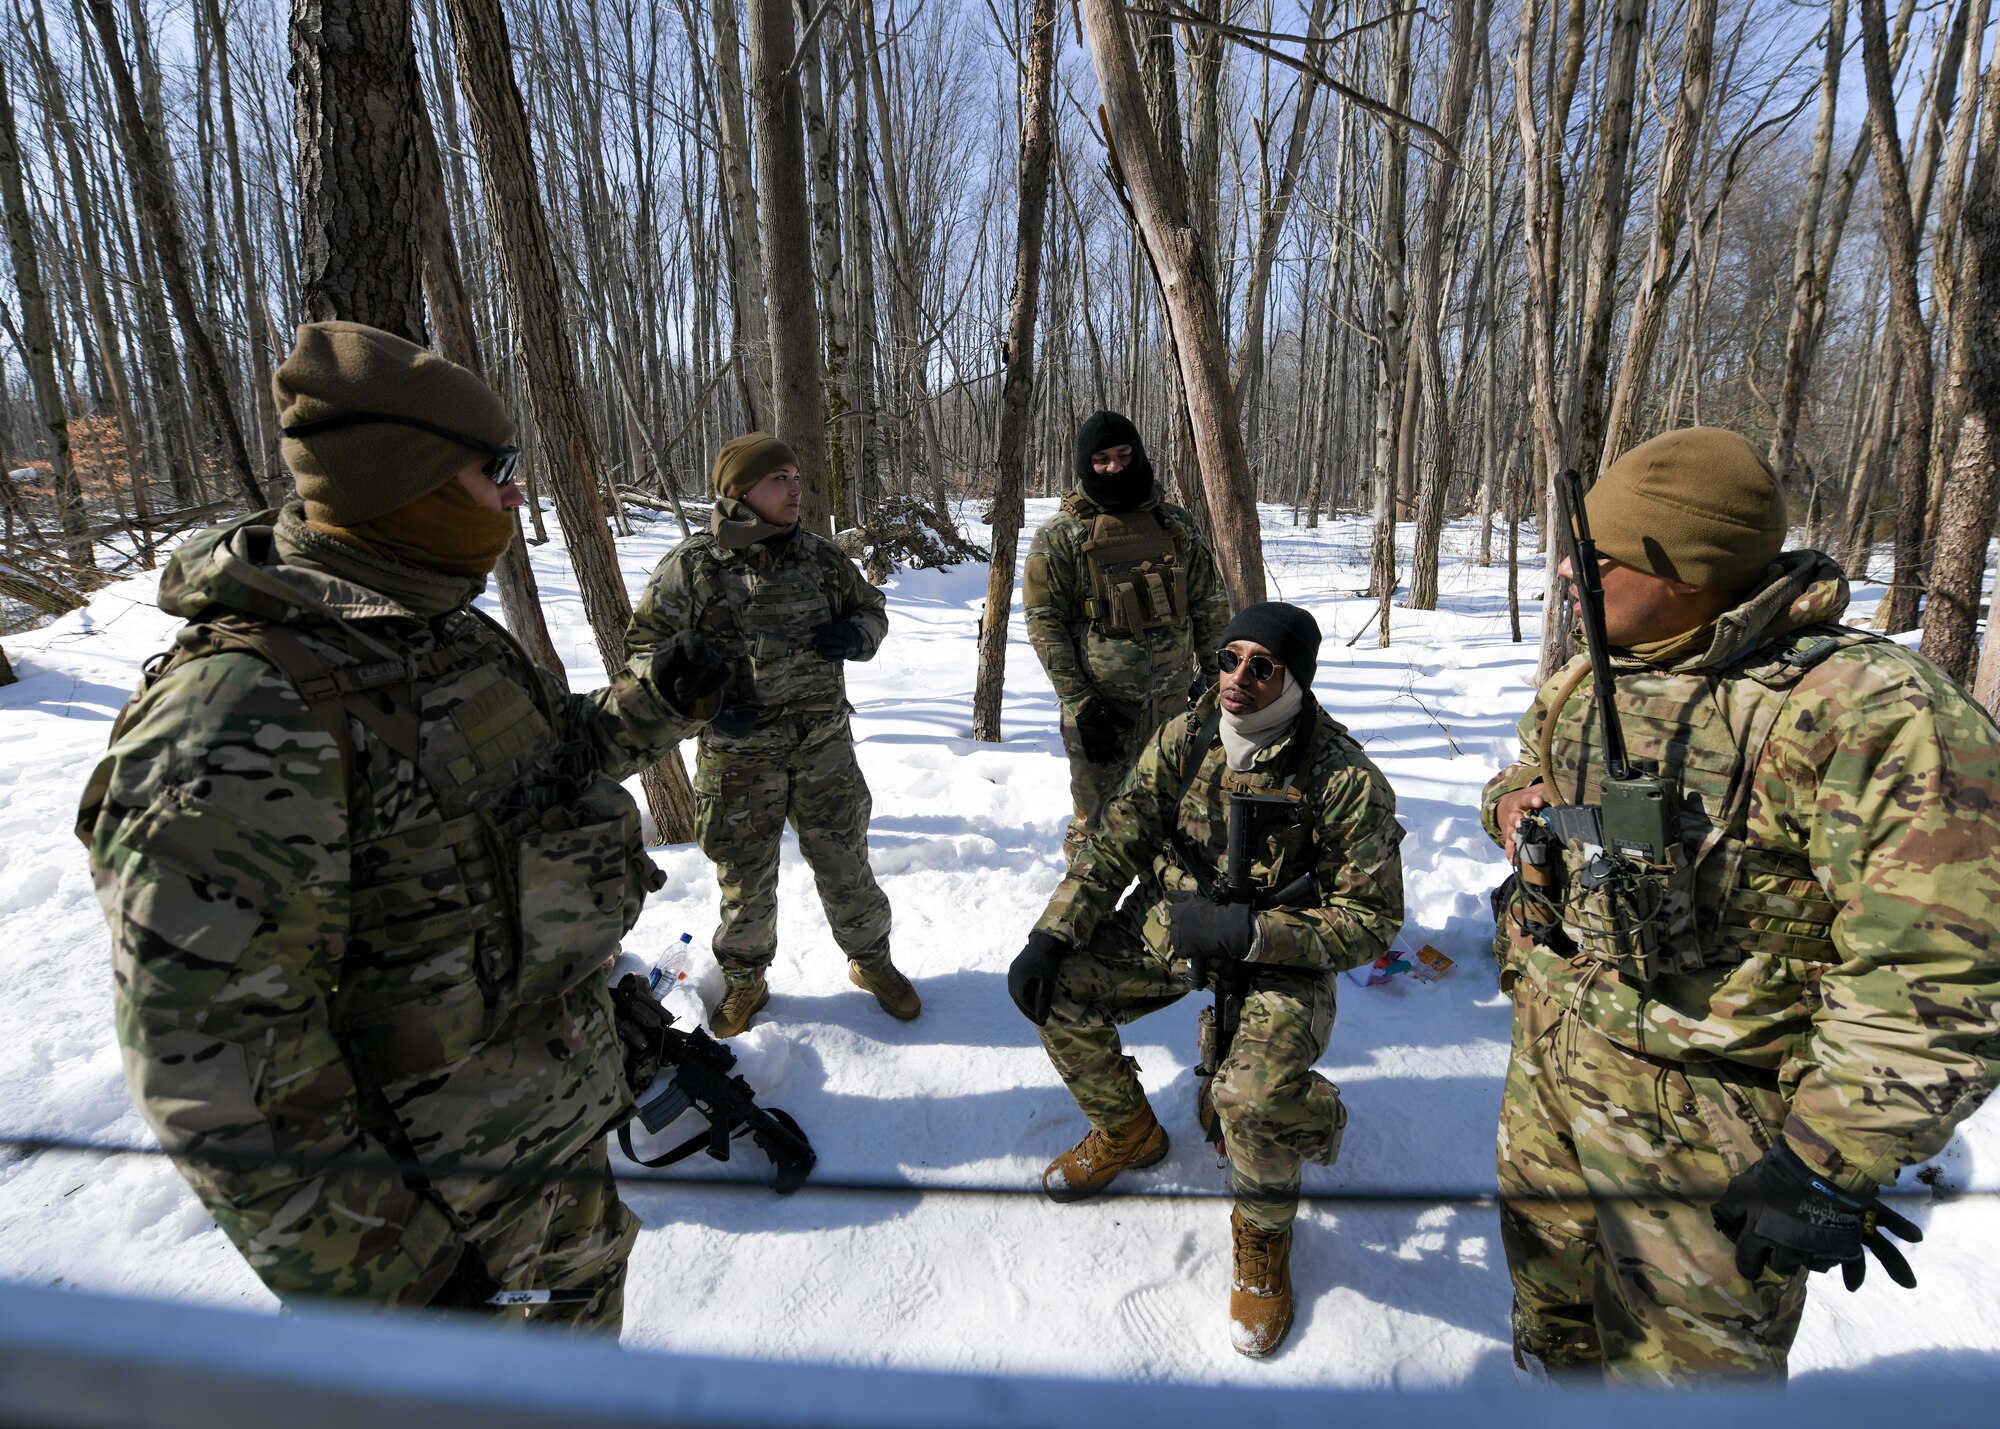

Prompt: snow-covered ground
xmin=1 ymin=499 xmax=1994 ymax=1388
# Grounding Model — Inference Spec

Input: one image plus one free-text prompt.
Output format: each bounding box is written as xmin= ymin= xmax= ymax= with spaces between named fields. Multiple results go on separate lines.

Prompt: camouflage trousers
xmin=1498 ymin=974 xmax=1807 ymax=1383
xmin=1060 ymin=686 xmax=1187 ymax=861
xmin=1038 ymin=903 xmax=1345 ymax=1230
xmin=694 ymin=712 xmax=892 ymax=984
xmin=200 ymin=1128 xmax=636 ymax=1331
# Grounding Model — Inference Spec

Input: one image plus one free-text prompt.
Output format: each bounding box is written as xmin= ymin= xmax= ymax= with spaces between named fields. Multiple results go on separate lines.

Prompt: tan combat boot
xmin=848 ymin=960 xmax=921 ymax=1021
xmin=1228 ymin=1207 xmax=1294 ymax=1358
xmin=1041 ymin=1105 xmax=1169 ymax=1202
xmin=710 ymin=976 xmax=769 ymax=1038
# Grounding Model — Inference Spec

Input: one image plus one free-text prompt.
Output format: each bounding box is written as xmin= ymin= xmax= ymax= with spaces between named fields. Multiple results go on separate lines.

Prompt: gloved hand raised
xmin=1073 ymin=697 xmax=1130 ymax=765
xmin=709 ymin=702 xmax=765 ymax=739
xmin=1712 ymin=1138 xmax=1921 ymax=1290
xmin=1008 ymin=930 xmax=1070 ymax=1025
xmin=811 ymin=618 xmax=867 ymax=662
xmin=649 ymin=631 xmax=731 ymax=716
xmin=1168 ymin=896 xmax=1254 ymax=993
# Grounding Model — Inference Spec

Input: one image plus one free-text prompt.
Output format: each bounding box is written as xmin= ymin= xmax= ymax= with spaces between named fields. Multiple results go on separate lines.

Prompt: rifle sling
xmin=1170 ymin=700 xmax=1321 ymax=906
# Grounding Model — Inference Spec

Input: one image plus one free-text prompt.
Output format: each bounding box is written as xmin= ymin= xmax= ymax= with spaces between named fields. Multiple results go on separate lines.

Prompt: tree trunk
xmin=1918 ymin=35 xmax=2000 ymax=685
xmin=1859 ymin=0 xmax=1935 ymax=635
xmin=972 ymin=0 xmax=1057 ymax=744
xmin=1564 ymin=0 xmax=1646 ymax=484
xmin=84 ymin=0 xmax=262 ymax=511
xmin=1599 ymin=0 xmax=1717 ymax=466
xmin=1080 ymin=0 xmax=1262 ymax=604
xmin=412 ymin=80 xmax=567 ymax=682
xmin=1767 ymin=0 xmax=1848 ymax=486
xmin=206 ymin=0 xmax=280 ymax=490
xmin=442 ymin=0 xmax=698 ymax=842
xmin=710 ymin=0 xmax=774 ymax=430
xmin=290 ymin=0 xmax=426 ymax=340
xmin=1406 ymin=0 xmax=1480 ymax=611
xmin=746 ymin=0 xmax=832 ymax=536
xmin=0 ymin=42 xmax=89 ymax=568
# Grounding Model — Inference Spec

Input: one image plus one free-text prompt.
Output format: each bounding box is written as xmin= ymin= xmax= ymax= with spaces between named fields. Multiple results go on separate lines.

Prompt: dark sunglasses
xmin=281 ymin=411 xmax=522 ymax=487
xmin=1217 ymin=648 xmax=1279 ymax=682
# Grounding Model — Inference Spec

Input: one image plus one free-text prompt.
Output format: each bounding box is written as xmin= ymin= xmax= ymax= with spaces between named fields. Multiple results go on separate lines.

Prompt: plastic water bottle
xmin=649 ymin=932 xmax=694 ymax=995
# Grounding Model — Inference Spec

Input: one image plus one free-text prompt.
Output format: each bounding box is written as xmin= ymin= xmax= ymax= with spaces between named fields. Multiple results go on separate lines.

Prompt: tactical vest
xmin=1063 ymin=493 xmax=1189 ymax=638
xmin=86 ymin=604 xmax=662 ymax=1036
xmin=1165 ymin=702 xmax=1331 ymax=907
xmin=684 ymin=534 xmax=846 ymax=720
xmin=1544 ymin=625 xmax=1878 ymax=979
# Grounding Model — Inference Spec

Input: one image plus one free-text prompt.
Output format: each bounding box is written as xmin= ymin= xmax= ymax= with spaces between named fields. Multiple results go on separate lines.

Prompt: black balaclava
xmin=1074 ymin=410 xmax=1155 ymax=513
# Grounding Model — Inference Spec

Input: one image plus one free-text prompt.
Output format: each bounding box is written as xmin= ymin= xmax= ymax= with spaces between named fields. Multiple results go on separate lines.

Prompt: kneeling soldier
xmin=1010 ymin=602 xmax=1404 ymax=1357
xmin=1485 ymin=428 xmax=2000 ymax=1382
xmin=78 ymin=322 xmax=726 ymax=1328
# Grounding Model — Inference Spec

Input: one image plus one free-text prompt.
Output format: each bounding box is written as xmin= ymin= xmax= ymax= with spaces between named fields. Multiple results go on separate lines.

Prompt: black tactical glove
xmin=649 ymin=631 xmax=731 ymax=716
xmin=1168 ymin=896 xmax=1255 ymax=992
xmin=811 ymin=617 xmax=867 ymax=662
xmin=1008 ymin=930 xmax=1070 ymax=1025
xmin=1712 ymin=1139 xmax=1921 ymax=1290
xmin=710 ymin=702 xmax=765 ymax=739
xmin=1073 ymin=697 xmax=1130 ymax=765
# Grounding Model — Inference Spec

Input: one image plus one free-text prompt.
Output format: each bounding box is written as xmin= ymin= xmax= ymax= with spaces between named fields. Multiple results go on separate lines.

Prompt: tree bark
xmin=1919 ymin=35 xmax=2000 ymax=686
xmin=1079 ymin=0 xmax=1263 ymax=605
xmin=290 ymin=0 xmax=426 ymax=340
xmin=1859 ymin=0 xmax=1934 ymax=635
xmin=84 ymin=0 xmax=262 ymax=511
xmin=746 ymin=0 xmax=833 ymax=536
xmin=442 ymin=0 xmax=698 ymax=842
xmin=973 ymin=0 xmax=1057 ymax=744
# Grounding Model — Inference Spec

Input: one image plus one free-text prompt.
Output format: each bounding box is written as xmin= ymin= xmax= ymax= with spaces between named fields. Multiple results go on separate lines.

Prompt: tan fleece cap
xmin=1587 ymin=427 xmax=1787 ymax=590
xmin=711 ymin=431 xmax=798 ymax=501
xmin=274 ymin=321 xmax=515 ymax=526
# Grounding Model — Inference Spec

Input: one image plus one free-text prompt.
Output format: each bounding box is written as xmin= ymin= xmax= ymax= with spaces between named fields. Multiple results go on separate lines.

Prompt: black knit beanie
xmin=1074 ymin=410 xmax=1154 ymax=513
xmin=1220 ymin=601 xmax=1321 ymax=687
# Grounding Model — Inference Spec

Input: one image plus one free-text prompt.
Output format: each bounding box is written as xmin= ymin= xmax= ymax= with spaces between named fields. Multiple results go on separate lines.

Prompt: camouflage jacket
xmin=1036 ymin=693 xmax=1404 ymax=975
xmin=75 ymin=507 xmax=702 ymax=1262
xmin=1482 ymin=552 xmax=2000 ymax=1189
xmin=1023 ymin=488 xmax=1230 ymax=720
xmin=623 ymin=516 xmax=886 ymax=754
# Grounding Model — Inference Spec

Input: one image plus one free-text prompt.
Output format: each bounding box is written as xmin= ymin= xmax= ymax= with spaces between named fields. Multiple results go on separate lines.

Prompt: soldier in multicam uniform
xmin=624 ymin=433 xmax=918 ymax=1039
xmin=1024 ymin=411 xmax=1231 ymax=860
xmin=1009 ymin=602 xmax=1404 ymax=1357
xmin=1484 ymin=427 xmax=2000 ymax=1383
xmin=76 ymin=323 xmax=729 ymax=1328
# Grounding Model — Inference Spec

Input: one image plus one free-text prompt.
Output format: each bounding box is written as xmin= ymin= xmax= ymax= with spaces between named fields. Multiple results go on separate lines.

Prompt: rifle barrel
xmin=1556 ymin=468 xmax=1631 ymax=782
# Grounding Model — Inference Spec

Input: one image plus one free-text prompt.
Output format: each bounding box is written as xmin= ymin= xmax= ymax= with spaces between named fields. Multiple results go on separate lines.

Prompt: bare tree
xmin=0 ymin=40 xmax=87 ymax=566
xmin=442 ymin=0 xmax=697 ymax=841
xmin=1919 ymin=34 xmax=1999 ymax=688
xmin=82 ymin=0 xmax=262 ymax=511
xmin=1079 ymin=0 xmax=1263 ymax=605
xmin=973 ymin=0 xmax=1058 ymax=743
xmin=1858 ymin=0 xmax=1934 ymax=635
xmin=747 ymin=0 xmax=832 ymax=535
xmin=290 ymin=0 xmax=426 ymax=338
